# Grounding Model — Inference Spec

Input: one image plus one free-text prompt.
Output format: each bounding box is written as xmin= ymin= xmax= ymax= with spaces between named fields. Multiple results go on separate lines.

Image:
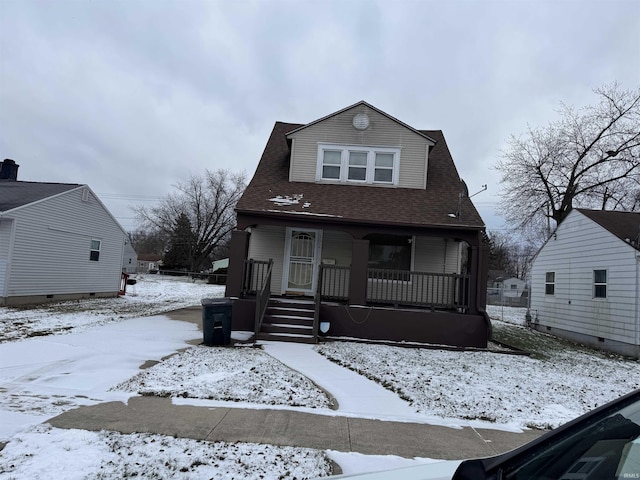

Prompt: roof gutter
xmin=235 ymin=208 xmax=485 ymax=231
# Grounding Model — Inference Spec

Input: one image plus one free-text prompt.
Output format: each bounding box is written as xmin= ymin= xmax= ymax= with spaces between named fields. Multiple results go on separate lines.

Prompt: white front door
xmin=283 ymin=228 xmax=322 ymax=295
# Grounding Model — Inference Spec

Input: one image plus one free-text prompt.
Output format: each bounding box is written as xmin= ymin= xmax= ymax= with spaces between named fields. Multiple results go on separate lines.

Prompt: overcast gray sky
xmin=1 ymin=0 xmax=639 ymax=233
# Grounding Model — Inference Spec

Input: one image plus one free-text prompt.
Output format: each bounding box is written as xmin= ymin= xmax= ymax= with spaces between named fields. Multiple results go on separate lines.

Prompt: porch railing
xmin=242 ymin=259 xmax=273 ymax=296
xmin=318 ymin=264 xmax=350 ymax=300
xmin=253 ymin=259 xmax=273 ymax=335
xmin=367 ymin=268 xmax=469 ymax=309
xmin=242 ymin=259 xmax=470 ymax=313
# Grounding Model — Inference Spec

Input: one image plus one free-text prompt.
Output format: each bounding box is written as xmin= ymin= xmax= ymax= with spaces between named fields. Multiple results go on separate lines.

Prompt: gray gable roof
xmin=577 ymin=208 xmax=640 ymax=250
xmin=0 ymin=180 xmax=82 ymax=213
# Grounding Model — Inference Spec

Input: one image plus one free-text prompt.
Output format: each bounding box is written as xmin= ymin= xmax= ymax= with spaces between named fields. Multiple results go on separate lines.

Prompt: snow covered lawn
xmin=113 ymin=345 xmax=334 ymax=408
xmin=0 ymin=275 xmax=224 ymax=343
xmin=0 ymin=424 xmax=333 ymax=480
xmin=3 ymin=283 xmax=639 ymax=478
xmin=316 ymin=322 xmax=640 ymax=429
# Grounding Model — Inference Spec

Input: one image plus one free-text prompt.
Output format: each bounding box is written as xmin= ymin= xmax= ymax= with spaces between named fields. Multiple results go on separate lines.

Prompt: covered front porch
xmin=225 ymin=216 xmax=490 ymax=347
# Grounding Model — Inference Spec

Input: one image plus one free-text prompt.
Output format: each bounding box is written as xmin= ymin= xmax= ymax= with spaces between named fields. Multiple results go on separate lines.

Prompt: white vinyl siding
xmin=3 ymin=188 xmax=126 ymax=299
xmin=247 ymin=225 xmax=287 ymax=295
xmin=0 ymin=219 xmax=14 ymax=297
xmin=321 ymin=230 xmax=352 ymax=267
xmin=530 ymin=210 xmax=639 ymax=345
xmin=289 ymin=105 xmax=430 ymax=189
xmin=413 ymin=236 xmax=461 ymax=273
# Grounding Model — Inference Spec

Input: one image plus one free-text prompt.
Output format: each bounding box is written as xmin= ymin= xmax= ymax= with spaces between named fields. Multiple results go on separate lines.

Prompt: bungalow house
xmin=530 ymin=208 xmax=640 ymax=358
xmin=137 ymin=254 xmax=163 ymax=273
xmin=0 ymin=159 xmax=129 ymax=305
xmin=225 ymin=101 xmax=490 ymax=347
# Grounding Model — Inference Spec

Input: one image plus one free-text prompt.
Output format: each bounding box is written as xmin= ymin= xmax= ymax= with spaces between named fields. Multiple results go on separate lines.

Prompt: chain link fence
xmin=486 ymin=286 xmax=530 ymax=308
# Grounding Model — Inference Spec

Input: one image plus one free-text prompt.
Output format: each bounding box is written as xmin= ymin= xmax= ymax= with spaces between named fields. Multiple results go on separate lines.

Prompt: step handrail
xmin=312 ymin=264 xmax=323 ymax=343
xmin=254 ymin=259 xmax=273 ymax=336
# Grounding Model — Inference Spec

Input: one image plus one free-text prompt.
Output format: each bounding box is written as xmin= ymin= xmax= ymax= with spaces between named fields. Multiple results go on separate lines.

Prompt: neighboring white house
xmin=0 ymin=159 xmax=129 ymax=305
xmin=530 ymin=208 xmax=640 ymax=358
xmin=500 ymin=277 xmax=527 ymax=298
xmin=122 ymin=242 xmax=138 ymax=274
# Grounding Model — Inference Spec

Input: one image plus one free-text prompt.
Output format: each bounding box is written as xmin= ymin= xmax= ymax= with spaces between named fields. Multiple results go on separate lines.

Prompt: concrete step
xmin=266 ymin=306 xmax=315 ymax=319
xmin=255 ymin=332 xmax=317 ymax=344
xmin=263 ymin=314 xmax=314 ymax=326
xmin=261 ymin=323 xmax=313 ymax=335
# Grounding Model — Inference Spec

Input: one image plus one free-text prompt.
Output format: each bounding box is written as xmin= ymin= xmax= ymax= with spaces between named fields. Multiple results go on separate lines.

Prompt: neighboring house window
xmin=90 ymin=239 xmax=101 ymax=261
xmin=366 ymin=234 xmax=412 ymax=280
xmin=510 ymin=284 xmax=518 ymax=290
xmin=594 ymin=269 xmax=607 ymax=298
xmin=545 ymin=272 xmax=555 ymax=295
xmin=317 ymin=143 xmax=400 ymax=185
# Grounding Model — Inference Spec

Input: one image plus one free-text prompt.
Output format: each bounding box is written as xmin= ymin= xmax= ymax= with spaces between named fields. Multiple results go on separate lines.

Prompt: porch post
xmin=349 ymin=239 xmax=369 ymax=306
xmin=478 ymin=237 xmax=489 ymax=311
xmin=468 ymin=231 xmax=487 ymax=315
xmin=468 ymin=244 xmax=479 ymax=314
xmin=225 ymin=229 xmax=250 ymax=298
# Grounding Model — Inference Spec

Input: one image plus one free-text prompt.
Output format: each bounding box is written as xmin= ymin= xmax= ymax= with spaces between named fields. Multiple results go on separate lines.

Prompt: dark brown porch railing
xmin=318 ymin=264 xmax=350 ymax=300
xmin=367 ymin=268 xmax=469 ymax=309
xmin=252 ymin=259 xmax=273 ymax=336
xmin=242 ymin=259 xmax=272 ymax=296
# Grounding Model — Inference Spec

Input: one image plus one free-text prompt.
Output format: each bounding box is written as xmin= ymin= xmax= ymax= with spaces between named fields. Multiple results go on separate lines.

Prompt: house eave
xmin=235 ymin=208 xmax=485 ymax=234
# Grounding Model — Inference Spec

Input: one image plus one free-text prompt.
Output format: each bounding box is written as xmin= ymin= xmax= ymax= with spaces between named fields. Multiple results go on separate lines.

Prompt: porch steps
xmin=257 ymin=299 xmax=316 ymax=344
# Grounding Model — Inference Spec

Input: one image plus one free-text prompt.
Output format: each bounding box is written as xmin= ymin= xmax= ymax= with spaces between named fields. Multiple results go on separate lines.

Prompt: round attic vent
xmin=352 ymin=113 xmax=370 ymax=130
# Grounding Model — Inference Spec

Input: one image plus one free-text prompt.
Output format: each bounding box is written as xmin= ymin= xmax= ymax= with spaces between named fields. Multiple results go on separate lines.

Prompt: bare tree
xmin=128 ymin=228 xmax=167 ymax=256
xmin=497 ymin=83 xmax=640 ymax=236
xmin=487 ymin=231 xmax=536 ymax=281
xmin=134 ymin=169 xmax=246 ymax=272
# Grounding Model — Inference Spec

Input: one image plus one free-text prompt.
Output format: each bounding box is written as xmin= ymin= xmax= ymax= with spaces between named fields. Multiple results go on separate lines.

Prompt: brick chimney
xmin=0 ymin=159 xmax=19 ymax=181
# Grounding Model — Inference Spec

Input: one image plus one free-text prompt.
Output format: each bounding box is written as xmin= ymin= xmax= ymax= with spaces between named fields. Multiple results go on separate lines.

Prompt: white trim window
xmin=545 ymin=272 xmax=555 ymax=295
xmin=90 ymin=239 xmax=101 ymax=262
xmin=593 ymin=269 xmax=607 ymax=298
xmin=317 ymin=143 xmax=400 ymax=185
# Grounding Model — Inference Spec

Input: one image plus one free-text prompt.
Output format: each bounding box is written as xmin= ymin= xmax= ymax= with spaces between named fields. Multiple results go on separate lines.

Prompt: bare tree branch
xmin=497 ymin=82 xmax=640 ymax=237
xmin=134 ymin=169 xmax=246 ymax=271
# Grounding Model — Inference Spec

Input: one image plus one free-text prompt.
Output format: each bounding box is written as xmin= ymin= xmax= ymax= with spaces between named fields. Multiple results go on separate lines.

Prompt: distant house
xmin=500 ymin=277 xmax=527 ymax=298
xmin=530 ymin=208 xmax=640 ymax=358
xmin=137 ymin=254 xmax=163 ymax=273
xmin=122 ymin=242 xmax=138 ymax=274
xmin=226 ymin=101 xmax=489 ymax=347
xmin=0 ymin=159 xmax=129 ymax=306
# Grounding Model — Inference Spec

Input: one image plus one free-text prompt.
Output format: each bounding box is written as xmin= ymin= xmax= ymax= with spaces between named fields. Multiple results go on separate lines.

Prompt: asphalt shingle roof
xmin=577 ymin=208 xmax=640 ymax=249
xmin=236 ymin=122 xmax=485 ymax=230
xmin=0 ymin=180 xmax=81 ymax=212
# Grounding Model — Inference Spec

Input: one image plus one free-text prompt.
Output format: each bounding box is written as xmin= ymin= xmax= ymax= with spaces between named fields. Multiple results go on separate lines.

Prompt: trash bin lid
xmin=201 ymin=297 xmax=234 ymax=306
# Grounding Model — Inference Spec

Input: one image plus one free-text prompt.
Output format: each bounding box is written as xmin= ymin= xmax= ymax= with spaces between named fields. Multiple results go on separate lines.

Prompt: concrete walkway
xmin=46 ymin=306 xmax=544 ymax=460
xmin=48 ymin=396 xmax=543 ymax=460
xmin=262 ymin=342 xmax=420 ymax=421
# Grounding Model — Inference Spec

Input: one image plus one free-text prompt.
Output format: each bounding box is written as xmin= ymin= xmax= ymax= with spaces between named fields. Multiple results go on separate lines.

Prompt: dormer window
xmin=317 ymin=143 xmax=400 ymax=185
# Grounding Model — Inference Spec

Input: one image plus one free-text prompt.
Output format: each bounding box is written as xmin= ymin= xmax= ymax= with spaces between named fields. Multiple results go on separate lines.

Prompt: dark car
xmin=453 ymin=388 xmax=640 ymax=479
xmin=329 ymin=389 xmax=640 ymax=480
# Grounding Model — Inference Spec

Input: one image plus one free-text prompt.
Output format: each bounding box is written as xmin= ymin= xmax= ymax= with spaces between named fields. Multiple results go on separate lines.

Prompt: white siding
xmin=0 ymin=219 xmax=13 ymax=296
xmin=5 ymin=188 xmax=126 ymax=297
xmin=530 ymin=210 xmax=639 ymax=345
xmin=288 ymin=104 xmax=430 ymax=189
xmin=321 ymin=230 xmax=352 ymax=267
xmin=247 ymin=225 xmax=286 ymax=295
xmin=414 ymin=236 xmax=461 ymax=273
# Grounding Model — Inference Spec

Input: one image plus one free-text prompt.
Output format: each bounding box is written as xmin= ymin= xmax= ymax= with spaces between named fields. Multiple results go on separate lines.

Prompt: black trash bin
xmin=201 ymin=298 xmax=233 ymax=346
